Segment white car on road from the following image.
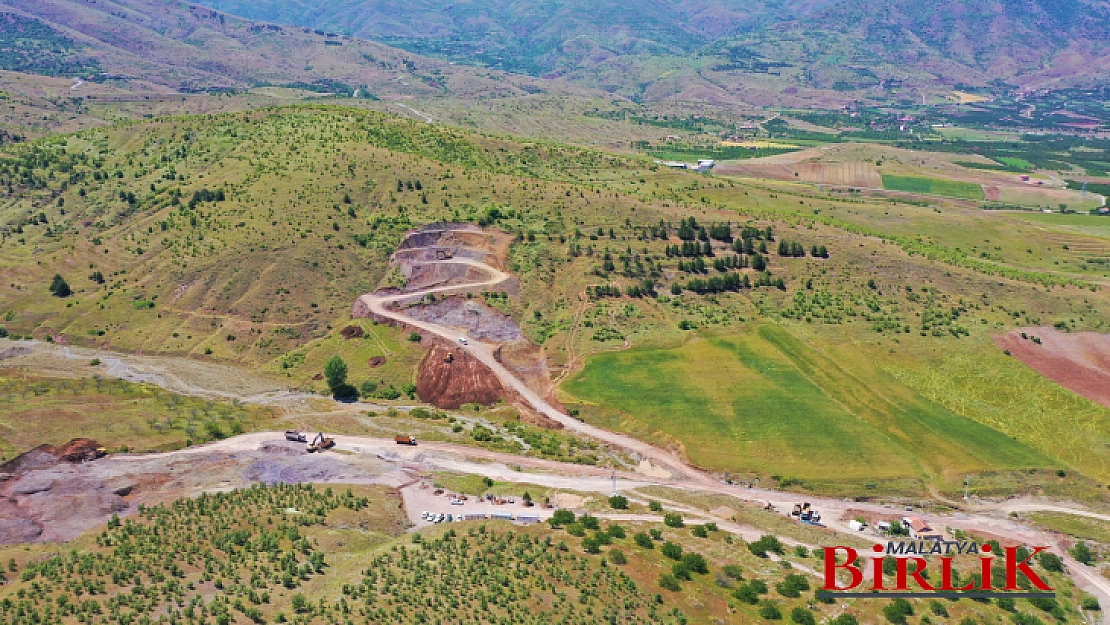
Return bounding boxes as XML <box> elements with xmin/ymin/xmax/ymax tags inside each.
<box><xmin>458</xmin><ymin>337</ymin><xmax>468</xmax><ymax>345</ymax></box>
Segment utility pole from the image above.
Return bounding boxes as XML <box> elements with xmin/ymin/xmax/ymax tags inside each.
<box><xmin>611</xmin><ymin>470</ymin><xmax>617</xmax><ymax>497</ymax></box>
<box><xmin>964</xmin><ymin>474</ymin><xmax>971</xmax><ymax>500</ymax></box>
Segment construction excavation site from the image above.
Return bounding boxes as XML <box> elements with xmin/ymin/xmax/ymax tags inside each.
<box><xmin>2</xmin><ymin>223</ymin><xmax>1109</xmax><ymax>618</ymax></box>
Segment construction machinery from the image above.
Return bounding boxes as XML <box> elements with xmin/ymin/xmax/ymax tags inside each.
<box><xmin>285</xmin><ymin>430</ymin><xmax>307</xmax><ymax>443</ymax></box>
<box><xmin>307</xmin><ymin>432</ymin><xmax>335</xmax><ymax>453</ymax></box>
<box><xmin>395</xmin><ymin>435</ymin><xmax>418</xmax><ymax>446</ymax></box>
<box><xmin>444</xmin><ymin>352</ymin><xmax>454</xmax><ymax>363</ymax></box>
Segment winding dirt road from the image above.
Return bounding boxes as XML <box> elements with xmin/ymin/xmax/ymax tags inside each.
<box><xmin>357</xmin><ymin>245</ymin><xmax>699</xmax><ymax>481</ymax></box>
<box><xmin>3</xmin><ymin>225</ymin><xmax>1107</xmax><ymax>617</ymax></box>
<box><xmin>351</xmin><ymin>227</ymin><xmax>1110</xmax><ymax>618</ymax></box>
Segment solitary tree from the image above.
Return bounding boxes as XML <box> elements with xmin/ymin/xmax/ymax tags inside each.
<box><xmin>324</xmin><ymin>355</ymin><xmax>348</xmax><ymax>394</ymax></box>
<box><xmin>49</xmin><ymin>274</ymin><xmax>71</xmax><ymax>297</ymax></box>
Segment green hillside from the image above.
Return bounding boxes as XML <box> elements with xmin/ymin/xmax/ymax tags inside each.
<box><xmin>2</xmin><ymin>105</ymin><xmax>1108</xmax><ymax>496</ymax></box>
<box><xmin>0</xmin><ymin>483</ymin><xmax>1093</xmax><ymax>625</ymax></box>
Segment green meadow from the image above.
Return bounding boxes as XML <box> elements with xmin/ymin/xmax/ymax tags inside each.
<box><xmin>882</xmin><ymin>174</ymin><xmax>985</xmax><ymax>200</ymax></box>
<box><xmin>565</xmin><ymin>324</ymin><xmax>1053</xmax><ymax>493</ymax></box>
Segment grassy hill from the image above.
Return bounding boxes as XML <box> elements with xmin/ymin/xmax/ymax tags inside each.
<box><xmin>1</xmin><ymin>105</ymin><xmax>1107</xmax><ymax>496</ymax></box>
<box><xmin>194</xmin><ymin>0</ymin><xmax>838</xmax><ymax>77</ymax></box>
<box><xmin>186</xmin><ymin>0</ymin><xmax>1110</xmax><ymax>102</ymax></box>
<box><xmin>712</xmin><ymin>0</ymin><xmax>1110</xmax><ymax>92</ymax></box>
<box><xmin>0</xmin><ymin>0</ymin><xmax>568</xmax><ymax>97</ymax></box>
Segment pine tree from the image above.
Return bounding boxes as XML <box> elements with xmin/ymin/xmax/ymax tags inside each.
<box><xmin>49</xmin><ymin>274</ymin><xmax>71</xmax><ymax>297</ymax></box>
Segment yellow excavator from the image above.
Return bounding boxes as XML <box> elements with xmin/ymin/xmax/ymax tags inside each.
<box><xmin>306</xmin><ymin>432</ymin><xmax>335</xmax><ymax>453</ymax></box>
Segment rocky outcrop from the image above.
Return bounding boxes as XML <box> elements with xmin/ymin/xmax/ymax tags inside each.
<box><xmin>405</xmin><ymin>297</ymin><xmax>523</xmax><ymax>342</ymax></box>
<box><xmin>416</xmin><ymin>342</ymin><xmax>506</xmax><ymax>409</ymax></box>
<box><xmin>0</xmin><ymin>441</ymin><xmax>130</xmax><ymax>545</ymax></box>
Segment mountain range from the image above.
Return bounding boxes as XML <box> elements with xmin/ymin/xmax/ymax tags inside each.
<box><xmin>0</xmin><ymin>0</ymin><xmax>1107</xmax><ymax>111</ymax></box>
<box><xmin>196</xmin><ymin>0</ymin><xmax>1110</xmax><ymax>92</ymax></box>
<box><xmin>0</xmin><ymin>0</ymin><xmax>563</xmax><ymax>97</ymax></box>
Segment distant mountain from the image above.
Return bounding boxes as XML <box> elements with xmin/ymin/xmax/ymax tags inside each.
<box><xmin>714</xmin><ymin>0</ymin><xmax>1110</xmax><ymax>90</ymax></box>
<box><xmin>189</xmin><ymin>0</ymin><xmax>1110</xmax><ymax>102</ymax></box>
<box><xmin>0</xmin><ymin>0</ymin><xmax>562</xmax><ymax>98</ymax></box>
<box><xmin>195</xmin><ymin>0</ymin><xmax>839</xmax><ymax>76</ymax></box>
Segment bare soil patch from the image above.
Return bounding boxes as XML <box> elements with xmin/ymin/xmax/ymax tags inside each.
<box><xmin>994</xmin><ymin>327</ymin><xmax>1110</xmax><ymax>408</ymax></box>
<box><xmin>341</xmin><ymin>325</ymin><xmax>365</xmax><ymax>339</ymax></box>
<box><xmin>416</xmin><ymin>342</ymin><xmax>506</xmax><ymax>409</ymax></box>
<box><xmin>0</xmin><ymin>436</ymin><xmax>400</xmax><ymax>544</ymax></box>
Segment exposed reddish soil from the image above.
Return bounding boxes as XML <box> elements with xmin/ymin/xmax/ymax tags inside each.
<box><xmin>994</xmin><ymin>327</ymin><xmax>1110</xmax><ymax>408</ymax></box>
<box><xmin>341</xmin><ymin>325</ymin><xmax>364</xmax><ymax>339</ymax></box>
<box><xmin>415</xmin><ymin>340</ymin><xmax>563</xmax><ymax>428</ymax></box>
<box><xmin>367</xmin><ymin>356</ymin><xmax>387</xmax><ymax>368</ymax></box>
<box><xmin>57</xmin><ymin>438</ymin><xmax>104</xmax><ymax>462</ymax></box>
<box><xmin>417</xmin><ymin>341</ymin><xmax>506</xmax><ymax>409</ymax></box>
<box><xmin>359</xmin><ymin>225</ymin><xmax>562</xmax><ymax>427</ymax></box>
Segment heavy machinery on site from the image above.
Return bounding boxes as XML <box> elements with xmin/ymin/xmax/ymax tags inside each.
<box><xmin>307</xmin><ymin>432</ymin><xmax>335</xmax><ymax>453</ymax></box>
<box><xmin>395</xmin><ymin>435</ymin><xmax>417</xmax><ymax>446</ymax></box>
<box><xmin>790</xmin><ymin>502</ymin><xmax>821</xmax><ymax>524</ymax></box>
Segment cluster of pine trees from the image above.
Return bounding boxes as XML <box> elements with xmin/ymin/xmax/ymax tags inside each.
<box><xmin>777</xmin><ymin>240</ymin><xmax>829</xmax><ymax>258</ymax></box>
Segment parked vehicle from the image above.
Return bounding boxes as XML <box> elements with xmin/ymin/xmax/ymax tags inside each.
<box><xmin>284</xmin><ymin>430</ymin><xmax>307</xmax><ymax>442</ymax></box>
<box><xmin>394</xmin><ymin>435</ymin><xmax>417</xmax><ymax>445</ymax></box>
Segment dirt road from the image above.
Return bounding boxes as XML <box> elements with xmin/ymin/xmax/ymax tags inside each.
<box><xmin>356</xmin><ymin>236</ymin><xmax>700</xmax><ymax>481</ymax></box>
<box><xmin>4</xmin><ymin>223</ymin><xmax>1106</xmax><ymax>618</ymax></box>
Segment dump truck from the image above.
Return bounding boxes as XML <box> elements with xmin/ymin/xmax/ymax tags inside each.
<box><xmin>307</xmin><ymin>432</ymin><xmax>335</xmax><ymax>453</ymax></box>
<box><xmin>285</xmin><ymin>430</ymin><xmax>307</xmax><ymax>443</ymax></box>
<box><xmin>394</xmin><ymin>435</ymin><xmax>417</xmax><ymax>446</ymax></box>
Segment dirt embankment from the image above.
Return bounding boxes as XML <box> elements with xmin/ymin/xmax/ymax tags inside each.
<box><xmin>495</xmin><ymin>339</ymin><xmax>566</xmax><ymax>418</ymax></box>
<box><xmin>416</xmin><ymin>341</ymin><xmax>507</xmax><ymax>409</ymax></box>
<box><xmin>994</xmin><ymin>327</ymin><xmax>1110</xmax><ymax>408</ymax></box>
<box><xmin>406</xmin><ymin>297</ymin><xmax>565</xmax><ymax>424</ymax></box>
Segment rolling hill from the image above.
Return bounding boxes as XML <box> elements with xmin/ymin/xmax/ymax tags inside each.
<box><xmin>0</xmin><ymin>0</ymin><xmax>568</xmax><ymax>98</ymax></box>
<box><xmin>187</xmin><ymin>0</ymin><xmax>1110</xmax><ymax>101</ymax></box>
<box><xmin>716</xmin><ymin>0</ymin><xmax>1110</xmax><ymax>91</ymax></box>
<box><xmin>193</xmin><ymin>0</ymin><xmax>840</xmax><ymax>76</ymax></box>
<box><xmin>1</xmin><ymin>104</ymin><xmax>1107</xmax><ymax>494</ymax></box>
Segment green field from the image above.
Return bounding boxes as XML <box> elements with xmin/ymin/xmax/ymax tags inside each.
<box><xmin>0</xmin><ymin>370</ymin><xmax>275</xmax><ymax>461</ymax></box>
<box><xmin>1028</xmin><ymin>512</ymin><xmax>1110</xmax><ymax>543</ymax></box>
<box><xmin>997</xmin><ymin>156</ymin><xmax>1035</xmax><ymax>170</ymax></box>
<box><xmin>564</xmin><ymin>324</ymin><xmax>1052</xmax><ymax>493</ymax></box>
<box><xmin>888</xmin><ymin>340</ymin><xmax>1110</xmax><ymax>484</ymax></box>
<box><xmin>882</xmin><ymin>174</ymin><xmax>985</xmax><ymax>200</ymax></box>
